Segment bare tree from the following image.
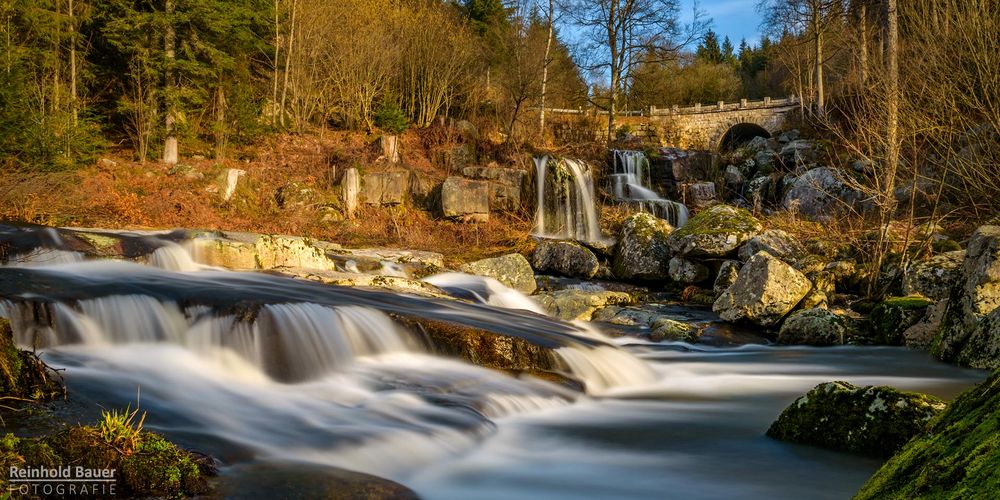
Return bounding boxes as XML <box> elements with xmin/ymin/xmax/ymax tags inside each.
<box><xmin>162</xmin><ymin>0</ymin><xmax>178</xmax><ymax>164</ymax></box>
<box><xmin>758</xmin><ymin>0</ymin><xmax>842</xmax><ymax>117</ymax></box>
<box><xmin>567</xmin><ymin>0</ymin><xmax>706</xmax><ymax>141</ymax></box>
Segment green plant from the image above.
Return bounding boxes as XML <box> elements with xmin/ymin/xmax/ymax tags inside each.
<box><xmin>374</xmin><ymin>101</ymin><xmax>409</xmax><ymax>135</ymax></box>
<box><xmin>98</xmin><ymin>403</ymin><xmax>147</xmax><ymax>455</ymax></box>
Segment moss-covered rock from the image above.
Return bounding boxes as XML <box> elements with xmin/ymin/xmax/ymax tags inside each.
<box><xmin>870</xmin><ymin>296</ymin><xmax>933</xmax><ymax>345</ymax></box>
<box><xmin>667</xmin><ymin>205</ymin><xmax>763</xmax><ymax>258</ymax></box>
<box><xmin>902</xmin><ymin>250</ymin><xmax>964</xmax><ymax>301</ymax></box>
<box><xmin>459</xmin><ymin>253</ymin><xmax>537</xmax><ymax>294</ymax></box>
<box><xmin>612</xmin><ymin>213</ymin><xmax>673</xmax><ymax>280</ymax></box>
<box><xmin>767</xmin><ymin>381</ymin><xmax>946</xmax><ymax>458</ymax></box>
<box><xmin>649</xmin><ymin>318</ymin><xmax>697</xmax><ymax>342</ymax></box>
<box><xmin>667</xmin><ymin>256</ymin><xmax>709</xmax><ymax>284</ymax></box>
<box><xmin>0</xmin><ymin>426</ymin><xmax>212</xmax><ymax>498</ymax></box>
<box><xmin>777</xmin><ymin>308</ymin><xmax>851</xmax><ymax>346</ymax></box>
<box><xmin>932</xmin><ymin>226</ymin><xmax>1000</xmax><ymax>369</ymax></box>
<box><xmin>855</xmin><ymin>370</ymin><xmax>1000</xmax><ymax>499</ymax></box>
<box><xmin>534</xmin><ymin>290</ymin><xmax>633</xmax><ymax>321</ymax></box>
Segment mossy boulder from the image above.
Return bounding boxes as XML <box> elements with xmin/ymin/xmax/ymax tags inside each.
<box><xmin>533</xmin><ymin>240</ymin><xmax>600</xmax><ymax>279</ymax></box>
<box><xmin>713</xmin><ymin>251</ymin><xmax>812</xmax><ymax>326</ymax></box>
<box><xmin>902</xmin><ymin>250</ymin><xmax>964</xmax><ymax>301</ymax></box>
<box><xmin>932</xmin><ymin>226</ymin><xmax>1000</xmax><ymax>369</ymax></box>
<box><xmin>534</xmin><ymin>290</ymin><xmax>633</xmax><ymax>321</ymax></box>
<box><xmin>777</xmin><ymin>308</ymin><xmax>851</xmax><ymax>346</ymax></box>
<box><xmin>613</xmin><ymin>213</ymin><xmax>673</xmax><ymax>280</ymax></box>
<box><xmin>854</xmin><ymin>370</ymin><xmax>1000</xmax><ymax>499</ymax></box>
<box><xmin>649</xmin><ymin>318</ymin><xmax>697</xmax><ymax>342</ymax></box>
<box><xmin>667</xmin><ymin>205</ymin><xmax>763</xmax><ymax>258</ymax></box>
<box><xmin>460</xmin><ymin>253</ymin><xmax>537</xmax><ymax>294</ymax></box>
<box><xmin>870</xmin><ymin>296</ymin><xmax>933</xmax><ymax>345</ymax></box>
<box><xmin>768</xmin><ymin>381</ymin><xmax>946</xmax><ymax>458</ymax></box>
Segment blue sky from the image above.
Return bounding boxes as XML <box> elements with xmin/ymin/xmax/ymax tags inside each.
<box><xmin>684</xmin><ymin>0</ymin><xmax>765</xmax><ymax>47</ymax></box>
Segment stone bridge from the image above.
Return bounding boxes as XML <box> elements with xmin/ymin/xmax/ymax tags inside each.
<box><xmin>548</xmin><ymin>97</ymin><xmax>800</xmax><ymax>151</ymax></box>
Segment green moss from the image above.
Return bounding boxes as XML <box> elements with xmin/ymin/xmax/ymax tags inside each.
<box><xmin>883</xmin><ymin>296</ymin><xmax>934</xmax><ymax>309</ymax></box>
<box><xmin>669</xmin><ymin>204</ymin><xmax>762</xmax><ymax>239</ymax></box>
<box><xmin>855</xmin><ymin>370</ymin><xmax>1000</xmax><ymax>499</ymax></box>
<box><xmin>121</xmin><ymin>433</ymin><xmax>207</xmax><ymax>497</ymax></box>
<box><xmin>768</xmin><ymin>382</ymin><xmax>946</xmax><ymax>458</ymax></box>
<box><xmin>932</xmin><ymin>238</ymin><xmax>962</xmax><ymax>254</ymax></box>
<box><xmin>870</xmin><ymin>296</ymin><xmax>933</xmax><ymax>345</ymax></box>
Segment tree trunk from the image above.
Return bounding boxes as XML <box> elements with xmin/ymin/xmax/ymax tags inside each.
<box><xmin>271</xmin><ymin>0</ymin><xmax>281</xmax><ymax>126</ymax></box>
<box><xmin>814</xmin><ymin>14</ymin><xmax>825</xmax><ymax>118</ymax></box>
<box><xmin>279</xmin><ymin>0</ymin><xmax>297</xmax><ymax>128</ymax></box>
<box><xmin>163</xmin><ymin>0</ymin><xmax>178</xmax><ymax>165</ymax></box>
<box><xmin>859</xmin><ymin>3</ymin><xmax>868</xmax><ymax>85</ymax></box>
<box><xmin>885</xmin><ymin>0</ymin><xmax>899</xmax><ymax>189</ymax></box>
<box><xmin>539</xmin><ymin>0</ymin><xmax>554</xmax><ymax>136</ymax></box>
<box><xmin>69</xmin><ymin>0</ymin><xmax>77</xmax><ymax>126</ymax></box>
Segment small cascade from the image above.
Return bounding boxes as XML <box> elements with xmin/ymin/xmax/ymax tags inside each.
<box><xmin>555</xmin><ymin>345</ymin><xmax>657</xmax><ymax>394</ymax></box>
<box><xmin>611</xmin><ymin>150</ymin><xmax>690</xmax><ymax>227</ymax></box>
<box><xmin>147</xmin><ymin>241</ymin><xmax>203</xmax><ymax>272</ymax></box>
<box><xmin>424</xmin><ymin>272</ymin><xmax>546</xmax><ymax>315</ymax></box>
<box><xmin>533</xmin><ymin>156</ymin><xmax>603</xmax><ymax>242</ymax></box>
<box><xmin>5</xmin><ymin>248</ymin><xmax>84</xmax><ymax>267</ymax></box>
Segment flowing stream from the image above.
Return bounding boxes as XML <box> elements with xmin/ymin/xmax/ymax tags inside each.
<box><xmin>611</xmin><ymin>150</ymin><xmax>690</xmax><ymax>227</ymax></box>
<box><xmin>0</xmin><ymin>229</ymin><xmax>985</xmax><ymax>498</ymax></box>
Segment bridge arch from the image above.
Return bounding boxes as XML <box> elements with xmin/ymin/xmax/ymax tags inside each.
<box><xmin>718</xmin><ymin>123</ymin><xmax>771</xmax><ymax>152</ymax></box>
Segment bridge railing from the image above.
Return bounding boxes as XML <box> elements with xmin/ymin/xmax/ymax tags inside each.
<box><xmin>539</xmin><ymin>96</ymin><xmax>799</xmax><ymax>117</ymax></box>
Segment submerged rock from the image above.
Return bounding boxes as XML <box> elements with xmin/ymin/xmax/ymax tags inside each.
<box><xmin>533</xmin><ymin>240</ymin><xmax>600</xmax><ymax>279</ymax></box>
<box><xmin>534</xmin><ymin>290</ymin><xmax>633</xmax><ymax>321</ymax></box>
<box><xmin>777</xmin><ymin>308</ymin><xmax>850</xmax><ymax>346</ymax></box>
<box><xmin>767</xmin><ymin>381</ymin><xmax>946</xmax><ymax>458</ymax></box>
<box><xmin>932</xmin><ymin>226</ymin><xmax>1000</xmax><ymax>368</ymax></box>
<box><xmin>612</xmin><ymin>213</ymin><xmax>673</xmax><ymax>280</ymax></box>
<box><xmin>460</xmin><ymin>253</ymin><xmax>537</xmax><ymax>294</ymax></box>
<box><xmin>649</xmin><ymin>318</ymin><xmax>698</xmax><ymax>342</ymax></box>
<box><xmin>713</xmin><ymin>251</ymin><xmax>812</xmax><ymax>326</ymax></box>
<box><xmin>667</xmin><ymin>205</ymin><xmax>762</xmax><ymax>258</ymax></box>
<box><xmin>855</xmin><ymin>369</ymin><xmax>1000</xmax><ymax>499</ymax></box>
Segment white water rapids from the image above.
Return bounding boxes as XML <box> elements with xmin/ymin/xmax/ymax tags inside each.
<box><xmin>0</xmin><ymin>230</ymin><xmax>986</xmax><ymax>498</ymax></box>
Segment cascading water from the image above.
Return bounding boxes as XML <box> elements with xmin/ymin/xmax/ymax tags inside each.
<box><xmin>0</xmin><ymin>226</ymin><xmax>985</xmax><ymax>499</ymax></box>
<box><xmin>611</xmin><ymin>150</ymin><xmax>690</xmax><ymax>227</ymax></box>
<box><xmin>533</xmin><ymin>156</ymin><xmax>603</xmax><ymax>242</ymax></box>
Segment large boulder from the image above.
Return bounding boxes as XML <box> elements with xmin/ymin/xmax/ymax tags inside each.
<box><xmin>667</xmin><ymin>205</ymin><xmax>763</xmax><ymax>258</ymax></box>
<box><xmin>932</xmin><ymin>226</ymin><xmax>1000</xmax><ymax>368</ymax></box>
<box><xmin>679</xmin><ymin>181</ymin><xmax>717</xmax><ymax>209</ymax></box>
<box><xmin>459</xmin><ymin>253</ymin><xmax>537</xmax><ymax>294</ymax></box>
<box><xmin>613</xmin><ymin>213</ymin><xmax>673</xmax><ymax>280</ymax></box>
<box><xmin>778</xmin><ymin>139</ymin><xmax>820</xmax><ymax>168</ymax></box>
<box><xmin>782</xmin><ymin>167</ymin><xmax>862</xmax><ymax>220</ymax></box>
<box><xmin>534</xmin><ymin>290</ymin><xmax>633</xmax><ymax>321</ymax></box>
<box><xmin>902</xmin><ymin>250</ymin><xmax>964</xmax><ymax>301</ymax></box>
<box><xmin>533</xmin><ymin>240</ymin><xmax>600</xmax><ymax>279</ymax></box>
<box><xmin>777</xmin><ymin>308</ymin><xmax>852</xmax><ymax>346</ymax></box>
<box><xmin>737</xmin><ymin>229</ymin><xmax>806</xmax><ymax>263</ymax></box>
<box><xmin>713</xmin><ymin>251</ymin><xmax>812</xmax><ymax>326</ymax></box>
<box><xmin>441</xmin><ymin>176</ymin><xmax>490</xmax><ymax>222</ymax></box>
<box><xmin>869</xmin><ymin>296</ymin><xmax>934</xmax><ymax>345</ymax></box>
<box><xmin>855</xmin><ymin>369</ymin><xmax>1000</xmax><ymax>499</ymax></box>
<box><xmin>767</xmin><ymin>381</ymin><xmax>946</xmax><ymax>458</ymax></box>
<box><xmin>462</xmin><ymin>166</ymin><xmax>526</xmax><ymax>212</ymax></box>
<box><xmin>362</xmin><ymin>171</ymin><xmax>411</xmax><ymax>206</ymax></box>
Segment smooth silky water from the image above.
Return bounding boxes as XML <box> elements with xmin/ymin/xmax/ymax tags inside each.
<box><xmin>0</xmin><ymin>235</ymin><xmax>985</xmax><ymax>499</ymax></box>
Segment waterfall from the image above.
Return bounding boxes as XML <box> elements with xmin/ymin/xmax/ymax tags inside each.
<box><xmin>147</xmin><ymin>241</ymin><xmax>203</xmax><ymax>272</ymax></box>
<box><xmin>533</xmin><ymin>156</ymin><xmax>603</xmax><ymax>242</ymax></box>
<box><xmin>611</xmin><ymin>150</ymin><xmax>690</xmax><ymax>227</ymax></box>
<box><xmin>424</xmin><ymin>272</ymin><xmax>546</xmax><ymax>315</ymax></box>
